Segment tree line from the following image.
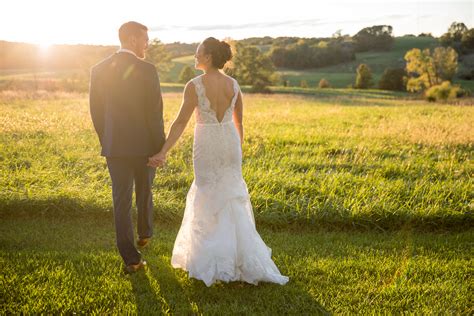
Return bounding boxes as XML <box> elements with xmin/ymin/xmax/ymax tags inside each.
<box><xmin>0</xmin><ymin>24</ymin><xmax>395</xmax><ymax>72</ymax></box>
<box><xmin>270</xmin><ymin>39</ymin><xmax>355</xmax><ymax>69</ymax></box>
<box><xmin>0</xmin><ymin>40</ymin><xmax>193</xmax><ymax>70</ymax></box>
<box><xmin>233</xmin><ymin>22</ymin><xmax>472</xmax><ymax>100</ymax></box>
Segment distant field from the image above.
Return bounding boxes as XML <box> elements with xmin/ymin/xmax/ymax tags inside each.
<box><xmin>279</xmin><ymin>36</ymin><xmax>438</xmax><ymax>88</ymax></box>
<box><xmin>167</xmin><ymin>55</ymin><xmax>201</xmax><ymax>83</ymax></box>
<box><xmin>167</xmin><ymin>36</ymin><xmax>474</xmax><ymax>91</ymax></box>
<box><xmin>279</xmin><ymin>36</ymin><xmax>474</xmax><ymax>90</ymax></box>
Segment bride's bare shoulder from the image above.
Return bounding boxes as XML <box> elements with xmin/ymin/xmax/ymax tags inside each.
<box><xmin>221</xmin><ymin>74</ymin><xmax>239</xmax><ymax>89</ymax></box>
<box><xmin>188</xmin><ymin>74</ymin><xmax>204</xmax><ymax>83</ymax></box>
<box><xmin>185</xmin><ymin>74</ymin><xmax>204</xmax><ymax>89</ymax></box>
<box><xmin>183</xmin><ymin>78</ymin><xmax>200</xmax><ymax>100</ymax></box>
<box><xmin>223</xmin><ymin>74</ymin><xmax>237</xmax><ymax>82</ymax></box>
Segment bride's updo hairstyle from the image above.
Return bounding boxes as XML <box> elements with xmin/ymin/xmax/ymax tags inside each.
<box><xmin>202</xmin><ymin>37</ymin><xmax>232</xmax><ymax>69</ymax></box>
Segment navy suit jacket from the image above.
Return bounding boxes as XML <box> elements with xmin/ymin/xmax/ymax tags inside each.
<box><xmin>89</xmin><ymin>52</ymin><xmax>166</xmax><ymax>157</ymax></box>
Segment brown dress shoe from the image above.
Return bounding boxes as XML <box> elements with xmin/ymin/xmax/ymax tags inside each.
<box><xmin>137</xmin><ymin>237</ymin><xmax>151</xmax><ymax>248</ymax></box>
<box><xmin>124</xmin><ymin>260</ymin><xmax>147</xmax><ymax>274</ymax></box>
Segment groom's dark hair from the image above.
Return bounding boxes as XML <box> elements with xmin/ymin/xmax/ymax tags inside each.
<box><xmin>119</xmin><ymin>21</ymin><xmax>148</xmax><ymax>44</ymax></box>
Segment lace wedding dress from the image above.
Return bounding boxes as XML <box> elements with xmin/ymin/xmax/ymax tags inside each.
<box><xmin>171</xmin><ymin>75</ymin><xmax>289</xmax><ymax>286</ymax></box>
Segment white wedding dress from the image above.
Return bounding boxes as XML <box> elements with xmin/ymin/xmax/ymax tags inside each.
<box><xmin>171</xmin><ymin>75</ymin><xmax>289</xmax><ymax>286</ymax></box>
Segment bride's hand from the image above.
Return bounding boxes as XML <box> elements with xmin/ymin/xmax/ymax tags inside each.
<box><xmin>147</xmin><ymin>151</ymin><xmax>167</xmax><ymax>168</ymax></box>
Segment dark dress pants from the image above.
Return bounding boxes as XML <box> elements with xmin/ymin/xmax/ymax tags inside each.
<box><xmin>106</xmin><ymin>157</ymin><xmax>155</xmax><ymax>265</ymax></box>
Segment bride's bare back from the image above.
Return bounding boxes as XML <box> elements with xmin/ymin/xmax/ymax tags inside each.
<box><xmin>200</xmin><ymin>73</ymin><xmax>236</xmax><ymax>123</ymax></box>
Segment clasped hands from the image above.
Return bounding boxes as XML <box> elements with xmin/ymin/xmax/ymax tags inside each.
<box><xmin>147</xmin><ymin>151</ymin><xmax>166</xmax><ymax>168</ymax></box>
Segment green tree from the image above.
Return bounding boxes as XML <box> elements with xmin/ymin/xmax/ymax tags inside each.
<box><xmin>270</xmin><ymin>39</ymin><xmax>355</xmax><ymax>69</ymax></box>
<box><xmin>433</xmin><ymin>47</ymin><xmax>458</xmax><ymax>81</ymax></box>
<box><xmin>378</xmin><ymin>68</ymin><xmax>406</xmax><ymax>91</ymax></box>
<box><xmin>227</xmin><ymin>42</ymin><xmax>278</xmax><ymax>93</ymax></box>
<box><xmin>440</xmin><ymin>22</ymin><xmax>470</xmax><ymax>53</ymax></box>
<box><xmin>353</xmin><ymin>25</ymin><xmax>394</xmax><ymax>52</ymax></box>
<box><xmin>404</xmin><ymin>47</ymin><xmax>458</xmax><ymax>92</ymax></box>
<box><xmin>447</xmin><ymin>22</ymin><xmax>468</xmax><ymax>40</ymax></box>
<box><xmin>354</xmin><ymin>64</ymin><xmax>373</xmax><ymax>89</ymax></box>
<box><xmin>425</xmin><ymin>81</ymin><xmax>463</xmax><ymax>102</ymax></box>
<box><xmin>145</xmin><ymin>39</ymin><xmax>173</xmax><ymax>75</ymax></box>
<box><xmin>418</xmin><ymin>33</ymin><xmax>433</xmax><ymax>37</ymax></box>
<box><xmin>461</xmin><ymin>29</ymin><xmax>474</xmax><ymax>51</ymax></box>
<box><xmin>318</xmin><ymin>78</ymin><xmax>331</xmax><ymax>88</ymax></box>
<box><xmin>178</xmin><ymin>65</ymin><xmax>196</xmax><ymax>83</ymax></box>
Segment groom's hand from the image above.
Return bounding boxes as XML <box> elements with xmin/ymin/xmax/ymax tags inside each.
<box><xmin>147</xmin><ymin>152</ymin><xmax>166</xmax><ymax>168</ymax></box>
<box><xmin>147</xmin><ymin>159</ymin><xmax>163</xmax><ymax>168</ymax></box>
<box><xmin>147</xmin><ymin>157</ymin><xmax>165</xmax><ymax>168</ymax></box>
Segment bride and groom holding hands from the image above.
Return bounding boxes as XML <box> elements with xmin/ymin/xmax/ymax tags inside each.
<box><xmin>89</xmin><ymin>21</ymin><xmax>288</xmax><ymax>286</ymax></box>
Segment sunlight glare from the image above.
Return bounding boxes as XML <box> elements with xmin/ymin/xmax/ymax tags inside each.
<box><xmin>37</xmin><ymin>40</ymin><xmax>52</xmax><ymax>54</ymax></box>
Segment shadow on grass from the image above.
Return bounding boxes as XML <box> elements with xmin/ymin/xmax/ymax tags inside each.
<box><xmin>0</xmin><ymin>196</ymin><xmax>109</xmax><ymax>219</ymax></box>
<box><xmin>0</xmin><ymin>195</ymin><xmax>183</xmax><ymax>224</ymax></box>
<box><xmin>0</xmin><ymin>195</ymin><xmax>472</xmax><ymax>233</ymax></box>
<box><xmin>130</xmin><ymin>256</ymin><xmax>330</xmax><ymax>315</ymax></box>
<box><xmin>129</xmin><ymin>270</ymin><xmax>174</xmax><ymax>314</ymax></box>
<box><xmin>2</xmin><ymin>215</ymin><xmax>471</xmax><ymax>313</ymax></box>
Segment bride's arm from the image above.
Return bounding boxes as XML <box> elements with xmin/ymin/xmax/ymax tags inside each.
<box><xmin>233</xmin><ymin>91</ymin><xmax>244</xmax><ymax>145</ymax></box>
<box><xmin>148</xmin><ymin>82</ymin><xmax>196</xmax><ymax>166</ymax></box>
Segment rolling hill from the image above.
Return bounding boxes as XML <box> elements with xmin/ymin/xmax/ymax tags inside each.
<box><xmin>168</xmin><ymin>36</ymin><xmax>474</xmax><ymax>91</ymax></box>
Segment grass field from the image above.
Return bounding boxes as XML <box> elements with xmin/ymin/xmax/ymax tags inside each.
<box><xmin>0</xmin><ymin>90</ymin><xmax>473</xmax><ymax>313</ymax></box>
<box><xmin>2</xmin><ymin>217</ymin><xmax>472</xmax><ymax>314</ymax></box>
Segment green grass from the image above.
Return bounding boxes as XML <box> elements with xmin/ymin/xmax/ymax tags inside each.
<box><xmin>0</xmin><ymin>90</ymin><xmax>473</xmax><ymax>313</ymax></box>
<box><xmin>0</xmin><ymin>90</ymin><xmax>472</xmax><ymax>229</ymax></box>
<box><xmin>1</xmin><ymin>217</ymin><xmax>472</xmax><ymax>314</ymax></box>
<box><xmin>456</xmin><ymin>79</ymin><xmax>474</xmax><ymax>92</ymax></box>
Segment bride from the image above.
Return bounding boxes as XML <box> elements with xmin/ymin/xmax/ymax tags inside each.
<box><xmin>149</xmin><ymin>37</ymin><xmax>288</xmax><ymax>286</ymax></box>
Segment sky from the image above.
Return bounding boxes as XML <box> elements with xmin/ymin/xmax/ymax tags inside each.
<box><xmin>1</xmin><ymin>0</ymin><xmax>472</xmax><ymax>46</ymax></box>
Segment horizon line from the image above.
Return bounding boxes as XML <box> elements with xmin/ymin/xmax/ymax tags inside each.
<box><xmin>0</xmin><ymin>33</ymin><xmax>441</xmax><ymax>47</ymax></box>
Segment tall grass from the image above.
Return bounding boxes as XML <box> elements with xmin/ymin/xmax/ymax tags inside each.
<box><xmin>0</xmin><ymin>90</ymin><xmax>472</xmax><ymax>230</ymax></box>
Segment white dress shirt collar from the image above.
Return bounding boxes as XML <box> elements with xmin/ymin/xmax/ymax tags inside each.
<box><xmin>117</xmin><ymin>48</ymin><xmax>137</xmax><ymax>57</ymax></box>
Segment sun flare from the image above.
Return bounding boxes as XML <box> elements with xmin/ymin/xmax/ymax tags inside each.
<box><xmin>37</xmin><ymin>41</ymin><xmax>52</xmax><ymax>53</ymax></box>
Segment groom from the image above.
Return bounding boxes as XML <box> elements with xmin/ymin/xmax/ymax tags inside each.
<box><xmin>89</xmin><ymin>21</ymin><xmax>166</xmax><ymax>273</ymax></box>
